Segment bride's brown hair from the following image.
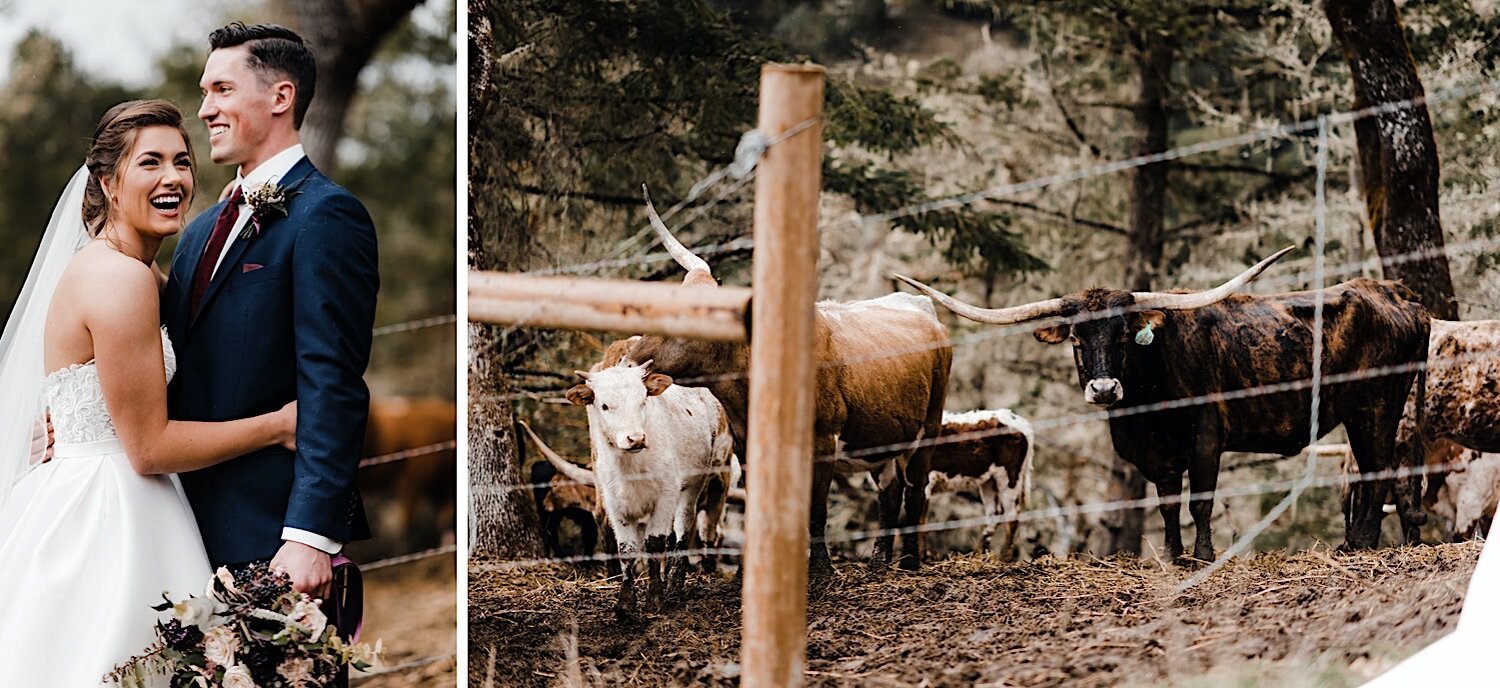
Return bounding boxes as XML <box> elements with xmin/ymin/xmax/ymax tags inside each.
<box><xmin>82</xmin><ymin>100</ymin><xmax>196</xmax><ymax>236</ymax></box>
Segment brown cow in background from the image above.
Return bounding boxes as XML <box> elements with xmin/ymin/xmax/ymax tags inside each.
<box><xmin>359</xmin><ymin>396</ymin><xmax>457</xmax><ymax>555</ymax></box>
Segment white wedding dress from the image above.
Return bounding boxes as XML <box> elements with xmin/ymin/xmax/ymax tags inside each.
<box><xmin>0</xmin><ymin>329</ymin><xmax>212</xmax><ymax>686</ymax></box>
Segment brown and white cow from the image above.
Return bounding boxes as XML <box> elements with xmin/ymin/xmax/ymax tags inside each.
<box><xmin>628</xmin><ymin>192</ymin><xmax>952</xmax><ymax>576</ymax></box>
<box><xmin>898</xmin><ymin>249</ymin><xmax>1432</xmax><ymax>562</ymax></box>
<box><xmin>925</xmin><ymin>409</ymin><xmax>1034</xmax><ymax>560</ymax></box>
<box><xmin>1403</xmin><ymin>319</ymin><xmax>1500</xmax><ymax>453</ymax></box>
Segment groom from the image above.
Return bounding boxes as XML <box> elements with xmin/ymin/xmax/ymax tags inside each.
<box><xmin>162</xmin><ymin>22</ymin><xmax>378</xmax><ymax>614</ymax></box>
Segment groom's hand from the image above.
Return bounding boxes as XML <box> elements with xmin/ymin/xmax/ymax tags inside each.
<box><xmin>271</xmin><ymin>540</ymin><xmax>333</xmax><ymax>599</ymax></box>
<box><xmin>28</xmin><ymin>412</ymin><xmax>53</xmax><ymax>465</ymax></box>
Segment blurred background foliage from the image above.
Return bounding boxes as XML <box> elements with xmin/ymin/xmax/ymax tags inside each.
<box><xmin>475</xmin><ymin>0</ymin><xmax>1500</xmax><ymax>559</ymax></box>
<box><xmin>0</xmin><ymin>0</ymin><xmax>455</xmax><ymax>401</ymax></box>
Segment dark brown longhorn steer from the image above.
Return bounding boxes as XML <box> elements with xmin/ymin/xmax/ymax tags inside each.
<box><xmin>628</xmin><ymin>191</ymin><xmax>952</xmax><ymax>575</ymax></box>
<box><xmin>897</xmin><ymin>249</ymin><xmax>1431</xmax><ymax>561</ymax></box>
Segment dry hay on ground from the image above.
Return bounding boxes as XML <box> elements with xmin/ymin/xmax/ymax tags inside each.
<box><xmin>469</xmin><ymin>542</ymin><xmax>1480</xmax><ymax>687</ymax></box>
<box><xmin>354</xmin><ymin>553</ymin><xmax>457</xmax><ymax>687</ymax></box>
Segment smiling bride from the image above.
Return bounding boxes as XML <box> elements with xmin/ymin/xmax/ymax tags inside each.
<box><xmin>0</xmin><ymin>100</ymin><xmax>297</xmax><ymax>686</ymax></box>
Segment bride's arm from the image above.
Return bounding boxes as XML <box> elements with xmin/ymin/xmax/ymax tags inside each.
<box><xmin>90</xmin><ymin>259</ymin><xmax>295</xmax><ymax>475</ymax></box>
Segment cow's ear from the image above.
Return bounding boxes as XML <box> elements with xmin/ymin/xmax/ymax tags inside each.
<box><xmin>565</xmin><ymin>384</ymin><xmax>595</xmax><ymax>406</ymax></box>
<box><xmin>1033</xmin><ymin>323</ymin><xmax>1069</xmax><ymax>344</ymax></box>
<box><xmin>644</xmin><ymin>373</ymin><xmax>674</xmax><ymax>396</ymax></box>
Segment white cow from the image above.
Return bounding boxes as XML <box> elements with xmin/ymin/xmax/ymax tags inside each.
<box><xmin>563</xmin><ymin>360</ymin><xmax>735</xmax><ymax>616</ymax></box>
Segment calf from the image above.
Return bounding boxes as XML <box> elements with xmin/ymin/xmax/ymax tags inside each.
<box><xmin>899</xmin><ymin>248</ymin><xmax>1431</xmax><ymax>561</ymax></box>
<box><xmin>925</xmin><ymin>409</ymin><xmax>1034</xmax><ymax>561</ymax></box>
<box><xmin>552</xmin><ymin>361</ymin><xmax>736</xmax><ymax>615</ymax></box>
<box><xmin>522</xmin><ymin>419</ymin><xmax>742</xmax><ymax>575</ymax></box>
<box><xmin>1433</xmin><ymin>448</ymin><xmax>1500</xmax><ymax>540</ymax></box>
<box><xmin>528</xmin><ymin>458</ymin><xmax>600</xmax><ymax>561</ymax></box>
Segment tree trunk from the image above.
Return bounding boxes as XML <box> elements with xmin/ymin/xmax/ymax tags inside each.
<box><xmin>467</xmin><ymin>323</ymin><xmax>545</xmax><ymax>558</ymax></box>
<box><xmin>1325</xmin><ymin>0</ymin><xmax>1457</xmax><ymax>319</ymax></box>
<box><xmin>466</xmin><ymin>0</ymin><xmax>546</xmax><ymax>559</ymax></box>
<box><xmin>1096</xmin><ymin>42</ymin><xmax>1173</xmax><ymax>557</ymax></box>
<box><xmin>272</xmin><ymin>0</ymin><xmax>424</xmax><ymax>173</ymax></box>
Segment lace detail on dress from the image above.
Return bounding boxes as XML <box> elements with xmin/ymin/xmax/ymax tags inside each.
<box><xmin>44</xmin><ymin>328</ymin><xmax>175</xmax><ymax>444</ymax></box>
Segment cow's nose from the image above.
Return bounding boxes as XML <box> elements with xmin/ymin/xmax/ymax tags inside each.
<box><xmin>624</xmin><ymin>433</ymin><xmax>647</xmax><ymax>450</ymax></box>
<box><xmin>1084</xmin><ymin>378</ymin><xmax>1123</xmax><ymax>405</ymax></box>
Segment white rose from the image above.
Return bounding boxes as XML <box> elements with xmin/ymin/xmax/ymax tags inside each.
<box><xmin>171</xmin><ymin>596</ymin><xmax>215</xmax><ymax>631</ymax></box>
<box><xmin>222</xmin><ymin>663</ymin><xmax>256</xmax><ymax>688</ymax></box>
<box><xmin>202</xmin><ymin>626</ymin><xmax>240</xmax><ymax>667</ymax></box>
<box><xmin>277</xmin><ymin>657</ymin><xmax>315</xmax><ymax>686</ymax></box>
<box><xmin>288</xmin><ymin>599</ymin><xmax>328</xmax><ymax>642</ymax></box>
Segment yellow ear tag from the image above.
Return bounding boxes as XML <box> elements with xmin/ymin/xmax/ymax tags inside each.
<box><xmin>1134</xmin><ymin>323</ymin><xmax>1155</xmax><ymax>346</ymax></box>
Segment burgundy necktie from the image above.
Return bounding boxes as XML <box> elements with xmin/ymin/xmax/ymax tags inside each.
<box><xmin>189</xmin><ymin>185</ymin><xmax>243</xmax><ymax>318</ymax></box>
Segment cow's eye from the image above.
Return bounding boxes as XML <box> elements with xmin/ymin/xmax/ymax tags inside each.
<box><xmin>601</xmin><ymin>404</ymin><xmax>610</xmax><ymax>411</ymax></box>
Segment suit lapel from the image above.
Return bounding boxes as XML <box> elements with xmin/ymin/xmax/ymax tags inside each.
<box><xmin>173</xmin><ymin>201</ymin><xmax>224</xmax><ymax>335</ymax></box>
<box><xmin>191</xmin><ymin>159</ymin><xmax>318</xmax><ymax>330</ymax></box>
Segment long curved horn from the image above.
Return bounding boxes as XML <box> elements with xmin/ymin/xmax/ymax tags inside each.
<box><xmin>518</xmin><ymin>420</ymin><xmax>595</xmax><ymax>486</ymax></box>
<box><xmin>1132</xmin><ymin>245</ymin><xmax>1295</xmax><ymax>310</ymax></box>
<box><xmin>642</xmin><ymin>185</ymin><xmax>712</xmax><ymax>276</ymax></box>
<box><xmin>893</xmin><ymin>274</ymin><xmax>1067</xmax><ymax>325</ymax></box>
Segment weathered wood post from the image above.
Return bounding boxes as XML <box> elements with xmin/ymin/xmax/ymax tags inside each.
<box><xmin>741</xmin><ymin>63</ymin><xmax>825</xmax><ymax>688</ymax></box>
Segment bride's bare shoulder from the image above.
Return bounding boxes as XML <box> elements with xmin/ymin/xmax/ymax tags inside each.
<box><xmin>64</xmin><ymin>243</ymin><xmax>159</xmax><ymax>313</ymax></box>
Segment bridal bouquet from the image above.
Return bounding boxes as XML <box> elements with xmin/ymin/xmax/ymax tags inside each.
<box><xmin>106</xmin><ymin>563</ymin><xmax>382</xmax><ymax>687</ymax></box>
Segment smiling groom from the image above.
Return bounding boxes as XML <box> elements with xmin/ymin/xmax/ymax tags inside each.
<box><xmin>161</xmin><ymin>21</ymin><xmax>378</xmax><ymax>621</ymax></box>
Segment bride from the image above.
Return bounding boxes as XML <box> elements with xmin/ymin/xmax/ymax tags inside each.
<box><xmin>0</xmin><ymin>100</ymin><xmax>297</xmax><ymax>685</ymax></box>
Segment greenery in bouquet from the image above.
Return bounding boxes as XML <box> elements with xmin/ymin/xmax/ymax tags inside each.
<box><xmin>105</xmin><ymin>563</ymin><xmax>382</xmax><ymax>687</ymax></box>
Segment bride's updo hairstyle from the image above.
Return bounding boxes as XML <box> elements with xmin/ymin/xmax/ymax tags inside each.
<box><xmin>82</xmin><ymin>100</ymin><xmax>196</xmax><ymax>236</ymax></box>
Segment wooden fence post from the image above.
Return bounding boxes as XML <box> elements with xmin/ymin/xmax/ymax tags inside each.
<box><xmin>741</xmin><ymin>62</ymin><xmax>825</xmax><ymax>688</ymax></box>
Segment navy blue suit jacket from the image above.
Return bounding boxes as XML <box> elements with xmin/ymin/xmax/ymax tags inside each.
<box><xmin>162</xmin><ymin>158</ymin><xmax>378</xmax><ymax>566</ymax></box>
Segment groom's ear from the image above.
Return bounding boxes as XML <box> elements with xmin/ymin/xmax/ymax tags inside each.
<box><xmin>270</xmin><ymin>80</ymin><xmax>297</xmax><ymax>119</ymax></box>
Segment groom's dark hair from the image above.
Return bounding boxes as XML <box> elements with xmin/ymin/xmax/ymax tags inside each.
<box><xmin>209</xmin><ymin>22</ymin><xmax>317</xmax><ymax>129</ymax></box>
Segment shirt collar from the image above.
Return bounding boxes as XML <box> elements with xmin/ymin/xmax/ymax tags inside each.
<box><xmin>234</xmin><ymin>144</ymin><xmax>306</xmax><ymax>199</ymax></box>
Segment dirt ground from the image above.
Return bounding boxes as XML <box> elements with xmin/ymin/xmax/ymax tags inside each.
<box><xmin>468</xmin><ymin>542</ymin><xmax>1481</xmax><ymax>687</ymax></box>
<box><xmin>354</xmin><ymin>553</ymin><xmax>458</xmax><ymax>687</ymax></box>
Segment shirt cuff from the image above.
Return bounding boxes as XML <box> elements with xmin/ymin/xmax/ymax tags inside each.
<box><xmin>281</xmin><ymin>527</ymin><xmax>343</xmax><ymax>555</ymax></box>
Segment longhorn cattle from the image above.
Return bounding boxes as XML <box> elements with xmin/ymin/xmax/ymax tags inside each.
<box><xmin>897</xmin><ymin>249</ymin><xmax>1432</xmax><ymax>562</ymax></box>
<box><xmin>925</xmin><ymin>409</ymin><xmax>1034</xmax><ymax>560</ymax></box>
<box><xmin>627</xmin><ymin>192</ymin><xmax>952</xmax><ymax>575</ymax></box>
<box><xmin>541</xmin><ymin>360</ymin><xmax>736</xmax><ymax>616</ymax></box>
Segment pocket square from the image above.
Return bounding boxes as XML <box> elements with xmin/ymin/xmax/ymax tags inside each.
<box><xmin>242</xmin><ymin>263</ymin><xmax>265</xmax><ymax>274</ymax></box>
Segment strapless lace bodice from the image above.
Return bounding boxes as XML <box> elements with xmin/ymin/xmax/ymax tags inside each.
<box><xmin>43</xmin><ymin>328</ymin><xmax>175</xmax><ymax>444</ymax></box>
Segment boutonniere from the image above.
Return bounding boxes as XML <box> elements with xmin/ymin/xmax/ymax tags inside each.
<box><xmin>240</xmin><ymin>176</ymin><xmax>307</xmax><ymax>240</ymax></box>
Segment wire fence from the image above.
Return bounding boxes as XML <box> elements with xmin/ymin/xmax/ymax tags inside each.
<box><xmin>478</xmin><ymin>73</ymin><xmax>1500</xmax><ymax>576</ymax></box>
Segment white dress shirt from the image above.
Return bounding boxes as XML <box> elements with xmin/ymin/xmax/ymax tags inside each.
<box><xmin>214</xmin><ymin>143</ymin><xmax>342</xmax><ymax>556</ymax></box>
<box><xmin>210</xmin><ymin>144</ymin><xmax>307</xmax><ymax>278</ymax></box>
